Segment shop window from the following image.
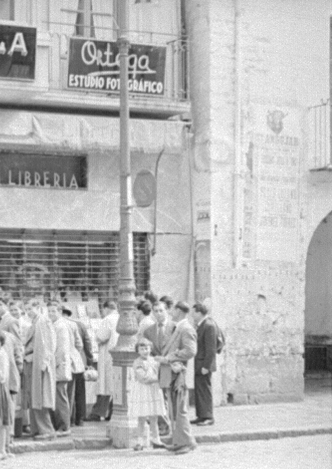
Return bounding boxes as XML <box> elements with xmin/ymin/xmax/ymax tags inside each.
<box><xmin>59</xmin><ymin>0</ymin><xmax>116</xmax><ymax>40</ymax></box>
<box><xmin>57</xmin><ymin>0</ymin><xmax>182</xmax><ymax>43</ymax></box>
<box><xmin>0</xmin><ymin>0</ymin><xmax>14</xmax><ymax>20</ymax></box>
<box><xmin>129</xmin><ymin>0</ymin><xmax>188</xmax><ymax>100</ymax></box>
<box><xmin>0</xmin><ymin>0</ymin><xmax>34</xmax><ymax>24</ymax></box>
<box><xmin>129</xmin><ymin>0</ymin><xmax>181</xmax><ymax>45</ymax></box>
<box><xmin>0</xmin><ymin>229</ymin><xmax>150</xmax><ymax>312</ymax></box>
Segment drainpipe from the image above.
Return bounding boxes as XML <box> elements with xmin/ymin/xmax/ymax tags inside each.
<box><xmin>151</xmin><ymin>147</ymin><xmax>165</xmax><ymax>257</ymax></box>
<box><xmin>184</xmin><ymin>123</ymin><xmax>195</xmax><ymax>301</ymax></box>
<box><xmin>233</xmin><ymin>0</ymin><xmax>243</xmax><ymax>268</ymax></box>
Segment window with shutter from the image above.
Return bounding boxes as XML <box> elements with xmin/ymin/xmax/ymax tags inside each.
<box><xmin>58</xmin><ymin>0</ymin><xmax>115</xmax><ymax>40</ymax></box>
<box><xmin>0</xmin><ymin>229</ymin><xmax>150</xmax><ymax>308</ymax></box>
<box><xmin>0</xmin><ymin>0</ymin><xmax>14</xmax><ymax>20</ymax></box>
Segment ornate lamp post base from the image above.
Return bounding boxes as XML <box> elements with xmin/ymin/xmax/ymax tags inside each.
<box><xmin>108</xmin><ymin>0</ymin><xmax>138</xmax><ymax>449</ymax></box>
<box><xmin>107</xmin><ymin>350</ymin><xmax>138</xmax><ymax>448</ymax></box>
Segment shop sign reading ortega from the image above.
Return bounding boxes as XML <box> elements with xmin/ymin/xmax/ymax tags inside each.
<box><xmin>0</xmin><ymin>154</ymin><xmax>87</xmax><ymax>190</ymax></box>
<box><xmin>0</xmin><ymin>24</ymin><xmax>36</xmax><ymax>80</ymax></box>
<box><xmin>68</xmin><ymin>38</ymin><xmax>166</xmax><ymax>95</ymax></box>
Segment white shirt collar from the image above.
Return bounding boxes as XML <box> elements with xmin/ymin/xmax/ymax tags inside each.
<box><xmin>174</xmin><ymin>317</ymin><xmax>187</xmax><ymax>329</ymax></box>
<box><xmin>197</xmin><ymin>315</ymin><xmax>208</xmax><ymax>328</ymax></box>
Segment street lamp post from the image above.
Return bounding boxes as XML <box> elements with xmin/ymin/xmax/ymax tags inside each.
<box><xmin>107</xmin><ymin>0</ymin><xmax>138</xmax><ymax>448</ymax></box>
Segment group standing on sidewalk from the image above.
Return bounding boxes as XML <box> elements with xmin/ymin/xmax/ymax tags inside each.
<box><xmin>0</xmin><ymin>286</ymin><xmax>222</xmax><ymax>459</ymax></box>
<box><xmin>129</xmin><ymin>295</ymin><xmax>220</xmax><ymax>455</ymax></box>
<box><xmin>0</xmin><ymin>293</ymin><xmax>97</xmax><ymax>456</ymax></box>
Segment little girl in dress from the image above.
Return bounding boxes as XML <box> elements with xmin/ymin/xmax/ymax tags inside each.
<box><xmin>0</xmin><ymin>332</ymin><xmax>12</xmax><ymax>460</ymax></box>
<box><xmin>130</xmin><ymin>337</ymin><xmax>166</xmax><ymax>451</ymax></box>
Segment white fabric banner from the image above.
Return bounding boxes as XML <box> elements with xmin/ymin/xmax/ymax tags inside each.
<box><xmin>0</xmin><ymin>111</ymin><xmax>185</xmax><ymax>154</ymax></box>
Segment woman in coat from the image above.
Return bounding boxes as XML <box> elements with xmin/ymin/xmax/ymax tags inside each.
<box><xmin>86</xmin><ymin>301</ymin><xmax>119</xmax><ymax>421</ymax></box>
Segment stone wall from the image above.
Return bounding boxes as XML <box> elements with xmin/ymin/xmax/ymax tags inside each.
<box><xmin>187</xmin><ymin>0</ymin><xmax>331</xmax><ymax>403</ymax></box>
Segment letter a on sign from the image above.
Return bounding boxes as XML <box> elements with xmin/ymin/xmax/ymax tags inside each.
<box><xmin>8</xmin><ymin>32</ymin><xmax>28</xmax><ymax>56</ymax></box>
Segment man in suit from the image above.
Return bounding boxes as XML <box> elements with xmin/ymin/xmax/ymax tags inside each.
<box><xmin>144</xmin><ymin>301</ymin><xmax>175</xmax><ymax>380</ymax></box>
<box><xmin>62</xmin><ymin>308</ymin><xmax>85</xmax><ymax>427</ymax></box>
<box><xmin>62</xmin><ymin>308</ymin><xmax>93</xmax><ymax>426</ymax></box>
<box><xmin>155</xmin><ymin>301</ymin><xmax>197</xmax><ymax>455</ymax></box>
<box><xmin>191</xmin><ymin>302</ymin><xmax>217</xmax><ymax>426</ymax></box>
<box><xmin>159</xmin><ymin>295</ymin><xmax>174</xmax><ymax>319</ymax></box>
<box><xmin>144</xmin><ymin>300</ymin><xmax>174</xmax><ymax>436</ymax></box>
<box><xmin>0</xmin><ymin>300</ymin><xmax>21</xmax><ymax>344</ymax></box>
<box><xmin>48</xmin><ymin>300</ymin><xmax>72</xmax><ymax>437</ymax></box>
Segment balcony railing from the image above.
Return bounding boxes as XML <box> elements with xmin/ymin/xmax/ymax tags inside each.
<box><xmin>308</xmin><ymin>100</ymin><xmax>331</xmax><ymax>170</ymax></box>
<box><xmin>47</xmin><ymin>32</ymin><xmax>190</xmax><ymax>103</ymax></box>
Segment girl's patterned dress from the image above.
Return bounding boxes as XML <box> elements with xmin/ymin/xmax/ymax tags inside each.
<box><xmin>128</xmin><ymin>356</ymin><xmax>166</xmax><ymax>418</ymax></box>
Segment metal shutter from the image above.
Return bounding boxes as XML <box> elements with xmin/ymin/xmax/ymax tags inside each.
<box><xmin>0</xmin><ymin>229</ymin><xmax>149</xmax><ymax>307</ymax></box>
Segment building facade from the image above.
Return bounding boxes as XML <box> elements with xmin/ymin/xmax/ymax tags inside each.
<box><xmin>0</xmin><ymin>0</ymin><xmax>193</xmax><ymax>314</ymax></box>
<box><xmin>0</xmin><ymin>0</ymin><xmax>331</xmax><ymax>406</ymax></box>
<box><xmin>187</xmin><ymin>0</ymin><xmax>332</xmax><ymax>404</ymax></box>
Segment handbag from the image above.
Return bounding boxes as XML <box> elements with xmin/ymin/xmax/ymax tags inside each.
<box><xmin>84</xmin><ymin>367</ymin><xmax>98</xmax><ymax>382</ymax></box>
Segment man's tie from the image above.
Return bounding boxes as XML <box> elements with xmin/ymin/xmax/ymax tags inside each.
<box><xmin>158</xmin><ymin>322</ymin><xmax>165</xmax><ymax>350</ymax></box>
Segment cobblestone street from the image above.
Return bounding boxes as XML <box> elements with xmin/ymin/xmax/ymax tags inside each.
<box><xmin>4</xmin><ymin>435</ymin><xmax>332</xmax><ymax>469</ymax></box>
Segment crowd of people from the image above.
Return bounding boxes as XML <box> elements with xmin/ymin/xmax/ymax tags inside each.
<box><xmin>127</xmin><ymin>292</ymin><xmax>219</xmax><ymax>454</ymax></box>
<box><xmin>0</xmin><ymin>293</ymin><xmax>99</xmax><ymax>460</ymax></box>
<box><xmin>0</xmin><ymin>288</ymin><xmax>221</xmax><ymax>459</ymax></box>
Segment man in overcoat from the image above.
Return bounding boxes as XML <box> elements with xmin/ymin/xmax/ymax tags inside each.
<box><xmin>24</xmin><ymin>299</ymin><xmax>56</xmax><ymax>440</ymax></box>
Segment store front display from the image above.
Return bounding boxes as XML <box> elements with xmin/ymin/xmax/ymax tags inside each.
<box><xmin>0</xmin><ymin>229</ymin><xmax>149</xmax><ymax>316</ymax></box>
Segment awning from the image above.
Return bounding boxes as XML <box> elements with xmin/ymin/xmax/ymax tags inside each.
<box><xmin>0</xmin><ymin>110</ymin><xmax>185</xmax><ymax>154</ymax></box>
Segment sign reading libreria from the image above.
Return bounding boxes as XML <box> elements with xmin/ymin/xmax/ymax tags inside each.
<box><xmin>67</xmin><ymin>38</ymin><xmax>166</xmax><ymax>95</ymax></box>
<box><xmin>0</xmin><ymin>24</ymin><xmax>36</xmax><ymax>80</ymax></box>
<box><xmin>0</xmin><ymin>154</ymin><xmax>87</xmax><ymax>190</ymax></box>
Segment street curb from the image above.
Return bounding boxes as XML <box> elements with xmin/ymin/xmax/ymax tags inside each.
<box><xmin>10</xmin><ymin>438</ymin><xmax>112</xmax><ymax>454</ymax></box>
<box><xmin>9</xmin><ymin>427</ymin><xmax>332</xmax><ymax>454</ymax></box>
<box><xmin>195</xmin><ymin>426</ymin><xmax>332</xmax><ymax>444</ymax></box>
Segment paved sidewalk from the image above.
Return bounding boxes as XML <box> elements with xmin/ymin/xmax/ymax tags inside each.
<box><xmin>10</xmin><ymin>382</ymin><xmax>332</xmax><ymax>454</ymax></box>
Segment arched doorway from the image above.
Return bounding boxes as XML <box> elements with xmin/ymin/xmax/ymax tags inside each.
<box><xmin>305</xmin><ymin>213</ymin><xmax>332</xmax><ymax>384</ymax></box>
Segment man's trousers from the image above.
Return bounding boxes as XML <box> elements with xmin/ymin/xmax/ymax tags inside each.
<box><xmin>67</xmin><ymin>372</ymin><xmax>86</xmax><ymax>424</ymax></box>
<box><xmin>53</xmin><ymin>381</ymin><xmax>70</xmax><ymax>431</ymax></box>
<box><xmin>30</xmin><ymin>408</ymin><xmax>54</xmax><ymax>436</ymax></box>
<box><xmin>169</xmin><ymin>386</ymin><xmax>196</xmax><ymax>448</ymax></box>
<box><xmin>194</xmin><ymin>372</ymin><xmax>213</xmax><ymax>420</ymax></box>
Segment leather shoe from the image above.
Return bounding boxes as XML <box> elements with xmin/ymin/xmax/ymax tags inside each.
<box><xmin>161</xmin><ymin>436</ymin><xmax>173</xmax><ymax>445</ymax></box>
<box><xmin>56</xmin><ymin>429</ymin><xmax>71</xmax><ymax>437</ymax></box>
<box><xmin>175</xmin><ymin>444</ymin><xmax>197</xmax><ymax>455</ymax></box>
<box><xmin>164</xmin><ymin>444</ymin><xmax>177</xmax><ymax>451</ymax></box>
<box><xmin>151</xmin><ymin>441</ymin><xmax>166</xmax><ymax>449</ymax></box>
<box><xmin>190</xmin><ymin>418</ymin><xmax>204</xmax><ymax>424</ymax></box>
<box><xmin>22</xmin><ymin>425</ymin><xmax>31</xmax><ymax>434</ymax></box>
<box><xmin>133</xmin><ymin>444</ymin><xmax>144</xmax><ymax>451</ymax></box>
<box><xmin>159</xmin><ymin>427</ymin><xmax>170</xmax><ymax>436</ymax></box>
<box><xmin>196</xmin><ymin>419</ymin><xmax>214</xmax><ymax>426</ymax></box>
<box><xmin>85</xmin><ymin>414</ymin><xmax>101</xmax><ymax>422</ymax></box>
